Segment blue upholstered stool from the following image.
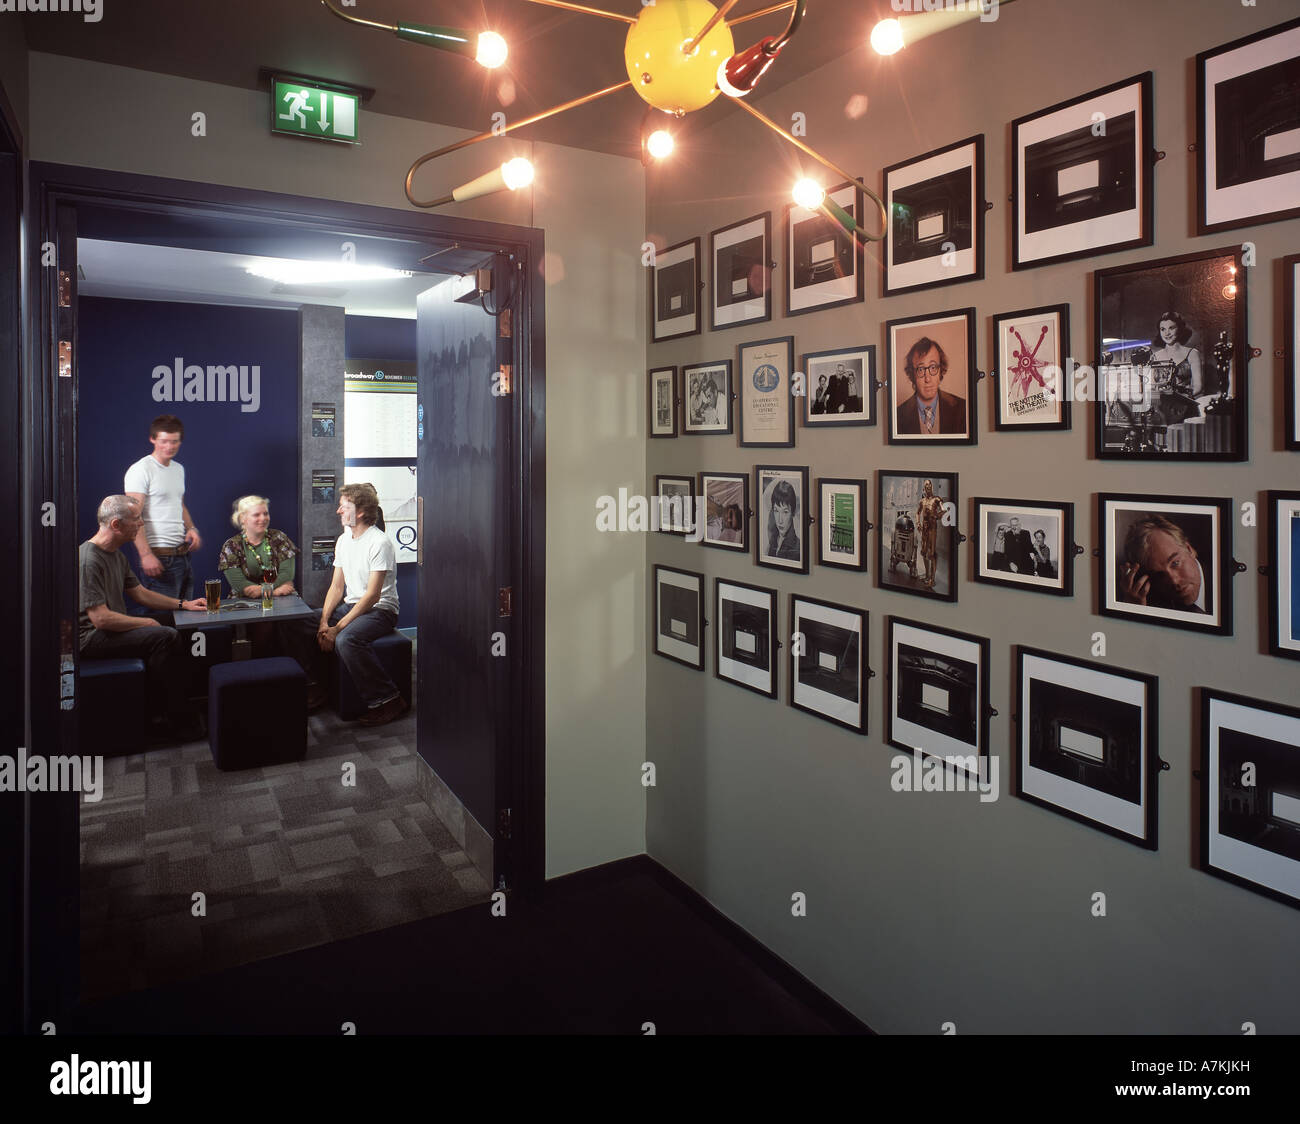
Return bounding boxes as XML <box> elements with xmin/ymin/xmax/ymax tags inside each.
<box><xmin>78</xmin><ymin>657</ymin><xmax>147</xmax><ymax>756</ymax></box>
<box><xmin>334</xmin><ymin>631</ymin><xmax>412</xmax><ymax>721</ymax></box>
<box><xmin>208</xmin><ymin>657</ymin><xmax>307</xmax><ymax>771</ymax></box>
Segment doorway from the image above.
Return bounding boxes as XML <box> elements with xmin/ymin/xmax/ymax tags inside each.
<box><xmin>24</xmin><ymin>162</ymin><xmax>545</xmax><ymax>1026</ymax></box>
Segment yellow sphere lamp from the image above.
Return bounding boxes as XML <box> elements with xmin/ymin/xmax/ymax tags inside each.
<box><xmin>624</xmin><ymin>0</ymin><xmax>735</xmax><ymax>116</ymax></box>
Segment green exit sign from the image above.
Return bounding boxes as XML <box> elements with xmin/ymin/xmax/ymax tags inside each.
<box><xmin>271</xmin><ymin>78</ymin><xmax>360</xmax><ymax>144</ymax></box>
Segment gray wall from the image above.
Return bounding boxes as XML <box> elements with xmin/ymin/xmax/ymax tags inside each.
<box><xmin>299</xmin><ymin>305</ymin><xmax>345</xmax><ymax>607</ymax></box>
<box><xmin>27</xmin><ymin>51</ymin><xmax>648</xmax><ymax>879</ymax></box>
<box><xmin>645</xmin><ymin>0</ymin><xmax>1300</xmax><ymax>1032</ymax></box>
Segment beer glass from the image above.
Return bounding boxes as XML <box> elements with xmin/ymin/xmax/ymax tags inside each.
<box><xmin>204</xmin><ymin>579</ymin><xmax>222</xmax><ymax>613</ymax></box>
<box><xmin>261</xmin><ymin>582</ymin><xmax>274</xmax><ymax>611</ymax></box>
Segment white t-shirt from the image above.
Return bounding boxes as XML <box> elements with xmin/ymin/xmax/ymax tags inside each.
<box><xmin>123</xmin><ymin>454</ymin><xmax>186</xmax><ymax>548</ymax></box>
<box><xmin>335</xmin><ymin>524</ymin><xmax>399</xmax><ymax>613</ymax></box>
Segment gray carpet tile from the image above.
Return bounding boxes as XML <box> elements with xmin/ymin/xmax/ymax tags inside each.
<box><xmin>80</xmin><ymin>672</ymin><xmax>491</xmax><ymax>1003</ymax></box>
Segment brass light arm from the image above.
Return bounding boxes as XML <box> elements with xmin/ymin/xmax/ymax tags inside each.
<box><xmin>769</xmin><ymin>0</ymin><xmax>806</xmax><ymax>50</ymax></box>
<box><xmin>728</xmin><ymin>96</ymin><xmax>888</xmax><ymax>242</ymax></box>
<box><xmin>519</xmin><ymin>0</ymin><xmax>637</xmax><ymax>23</ymax></box>
<box><xmin>729</xmin><ymin>1</ymin><xmax>798</xmax><ymax>27</ymax></box>
<box><xmin>683</xmin><ymin>0</ymin><xmax>744</xmax><ymax>54</ymax></box>
<box><xmin>320</xmin><ymin>0</ymin><xmax>395</xmax><ymax>33</ymax></box>
<box><xmin>405</xmin><ymin>80</ymin><xmax>634</xmax><ymax>207</ymax></box>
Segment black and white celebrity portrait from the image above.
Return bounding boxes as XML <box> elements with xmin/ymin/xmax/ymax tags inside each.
<box><xmin>1118</xmin><ymin>512</ymin><xmax>1213</xmax><ymax>613</ymax></box>
<box><xmin>896</xmin><ymin>337</ymin><xmax>966</xmax><ymax>434</ymax></box>
<box><xmin>690</xmin><ymin>371</ymin><xmax>722</xmax><ymax>426</ymax></box>
<box><xmin>764</xmin><ymin>478</ymin><xmax>800</xmax><ymax>561</ymax></box>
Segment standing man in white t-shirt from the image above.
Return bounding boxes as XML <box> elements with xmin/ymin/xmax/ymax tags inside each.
<box><xmin>123</xmin><ymin>414</ymin><xmax>202</xmax><ymax>606</ymax></box>
<box><xmin>317</xmin><ymin>482</ymin><xmax>406</xmax><ymax>726</ymax></box>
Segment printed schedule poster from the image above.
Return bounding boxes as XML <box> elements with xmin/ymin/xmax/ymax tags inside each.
<box><xmin>311</xmin><ymin>537</ymin><xmax>337</xmax><ymax>571</ymax></box>
<box><xmin>344</xmin><ymin>359</ymin><xmax>417</xmax><ymax>459</ymax></box>
<box><xmin>344</xmin><ymin>464</ymin><xmax>418</xmax><ymax>565</ymax></box>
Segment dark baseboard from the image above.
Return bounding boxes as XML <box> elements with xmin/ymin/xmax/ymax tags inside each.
<box><xmin>544</xmin><ymin>854</ymin><xmax>873</xmax><ymax>1035</ymax></box>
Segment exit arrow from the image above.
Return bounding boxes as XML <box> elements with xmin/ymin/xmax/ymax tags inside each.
<box><xmin>316</xmin><ymin>90</ymin><xmax>331</xmax><ymax>132</ymax></box>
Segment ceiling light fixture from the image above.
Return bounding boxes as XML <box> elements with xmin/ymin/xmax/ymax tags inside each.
<box><xmin>245</xmin><ymin>260</ymin><xmax>415</xmax><ymax>285</ymax></box>
<box><xmin>322</xmin><ymin>0</ymin><xmax>1018</xmax><ymax>240</ymax></box>
<box><xmin>869</xmin><ymin>0</ymin><xmax>1018</xmax><ymax>57</ymax></box>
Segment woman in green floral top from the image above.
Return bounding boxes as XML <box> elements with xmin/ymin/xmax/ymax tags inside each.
<box><xmin>217</xmin><ymin>495</ymin><xmax>299</xmax><ymax>598</ymax></box>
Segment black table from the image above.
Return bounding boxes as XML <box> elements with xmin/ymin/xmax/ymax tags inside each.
<box><xmin>174</xmin><ymin>593</ymin><xmax>319</xmax><ymax>661</ymax></box>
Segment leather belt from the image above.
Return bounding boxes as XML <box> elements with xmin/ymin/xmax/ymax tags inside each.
<box><xmin>151</xmin><ymin>545</ymin><xmax>190</xmax><ymax>557</ymax></box>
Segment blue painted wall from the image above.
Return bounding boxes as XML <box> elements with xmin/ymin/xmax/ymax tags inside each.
<box><xmin>77</xmin><ymin>297</ymin><xmax>301</xmax><ymax>589</ymax></box>
<box><xmin>346</xmin><ymin>314</ymin><xmax>418</xmax><ymax>630</ymax></box>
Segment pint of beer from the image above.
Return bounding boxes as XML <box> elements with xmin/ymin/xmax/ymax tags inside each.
<box><xmin>204</xmin><ymin>579</ymin><xmax>222</xmax><ymax>613</ymax></box>
<box><xmin>261</xmin><ymin>583</ymin><xmax>274</xmax><ymax>611</ymax></box>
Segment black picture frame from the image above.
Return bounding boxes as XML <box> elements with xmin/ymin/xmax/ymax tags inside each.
<box><xmin>698</xmin><ymin>470</ymin><xmax>749</xmax><ymax>553</ymax></box>
<box><xmin>1285</xmin><ymin>253</ymin><xmax>1300</xmax><ymax>451</ymax></box>
<box><xmin>710</xmin><ymin>212</ymin><xmax>772</xmax><ymax>331</ymax></box>
<box><xmin>883</xmin><ymin>134</ymin><xmax>984</xmax><ymax>296</ymax></box>
<box><xmin>817</xmin><ymin>477</ymin><xmax>869</xmax><ymax>572</ymax></box>
<box><xmin>681</xmin><ymin>360</ymin><xmax>733</xmax><ymax>436</ymax></box>
<box><xmin>785</xmin><ymin>180</ymin><xmax>863</xmax><ymax>317</ymax></box>
<box><xmin>972</xmin><ymin>498</ymin><xmax>1074</xmax><ymax>598</ymax></box>
<box><xmin>802</xmin><ymin>344</ymin><xmax>876</xmax><ymax>429</ymax></box>
<box><xmin>648</xmin><ymin>365</ymin><xmax>678</xmax><ymax>439</ymax></box>
<box><xmin>877</xmin><ymin>470</ymin><xmax>959</xmax><ymax>603</ymax></box>
<box><xmin>755</xmin><ymin>464</ymin><xmax>809</xmax><ymax>575</ymax></box>
<box><xmin>1267</xmin><ymin>490</ymin><xmax>1300</xmax><ymax>662</ymax></box>
<box><xmin>1012</xmin><ymin>72</ymin><xmax>1154</xmax><ymax>271</ymax></box>
<box><xmin>1098</xmin><ymin>493</ymin><xmax>1234</xmax><ymax>636</ymax></box>
<box><xmin>1016</xmin><ymin>646</ymin><xmax>1160</xmax><ymax>851</ymax></box>
<box><xmin>1093</xmin><ymin>246</ymin><xmax>1248</xmax><ymax>461</ymax></box>
<box><xmin>739</xmin><ymin>335</ymin><xmax>795</xmax><ymax>448</ymax></box>
<box><xmin>886</xmin><ymin>308</ymin><xmax>977</xmax><ymax>446</ymax></box>
<box><xmin>991</xmin><ymin>303</ymin><xmax>1071</xmax><ymax>431</ymax></box>
<box><xmin>1200</xmin><ymin>687</ymin><xmax>1300</xmax><ymax>909</ymax></box>
<box><xmin>886</xmin><ymin>616</ymin><xmax>990</xmax><ymax>779</ymax></box>
<box><xmin>650</xmin><ymin>236</ymin><xmax>701</xmax><ymax>343</ymax></box>
<box><xmin>653</xmin><ymin>473</ymin><xmax>695</xmax><ymax>537</ymax></box>
<box><xmin>1196</xmin><ymin>17</ymin><xmax>1300</xmax><ymax>236</ymax></box>
<box><xmin>652</xmin><ymin>564</ymin><xmax>705</xmax><ymax>671</ymax></box>
<box><xmin>790</xmin><ymin>595</ymin><xmax>869</xmax><ymax>734</ymax></box>
<box><xmin>715</xmin><ymin>577</ymin><xmax>778</xmax><ymax>699</ymax></box>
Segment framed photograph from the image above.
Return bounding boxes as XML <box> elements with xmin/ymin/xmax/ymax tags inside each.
<box><xmin>699</xmin><ymin>471</ymin><xmax>749</xmax><ymax>553</ymax></box>
<box><xmin>803</xmin><ymin>345</ymin><xmax>876</xmax><ymax>428</ymax></box>
<box><xmin>755</xmin><ymin>465</ymin><xmax>809</xmax><ymax>575</ymax></box>
<box><xmin>739</xmin><ymin>336</ymin><xmax>795</xmax><ymax>448</ymax></box>
<box><xmin>1196</xmin><ymin>18</ymin><xmax>1300</xmax><ymax>235</ymax></box>
<box><xmin>648</xmin><ymin>366</ymin><xmax>677</xmax><ymax>438</ymax></box>
<box><xmin>877</xmin><ymin>471</ymin><xmax>958</xmax><ymax>602</ymax></box>
<box><xmin>710</xmin><ymin>212</ymin><xmax>771</xmax><ymax>331</ymax></box>
<box><xmin>1094</xmin><ymin>246</ymin><xmax>1247</xmax><ymax>461</ymax></box>
<box><xmin>883</xmin><ymin>134</ymin><xmax>984</xmax><ymax>295</ymax></box>
<box><xmin>1201</xmin><ymin>688</ymin><xmax>1300</xmax><ymax>909</ymax></box>
<box><xmin>973</xmin><ymin>498</ymin><xmax>1074</xmax><ymax>597</ymax></box>
<box><xmin>1268</xmin><ymin>490</ymin><xmax>1300</xmax><ymax>661</ymax></box>
<box><xmin>1012</xmin><ymin>72</ymin><xmax>1154</xmax><ymax>270</ymax></box>
<box><xmin>791</xmin><ymin>596</ymin><xmax>869</xmax><ymax>734</ymax></box>
<box><xmin>653</xmin><ymin>565</ymin><xmax>704</xmax><ymax>671</ymax></box>
<box><xmin>991</xmin><ymin>304</ymin><xmax>1071</xmax><ymax>431</ymax></box>
<box><xmin>715</xmin><ymin>577</ymin><xmax>778</xmax><ymax>698</ymax></box>
<box><xmin>1286</xmin><ymin>253</ymin><xmax>1300</xmax><ymax>450</ymax></box>
<box><xmin>886</xmin><ymin>309</ymin><xmax>976</xmax><ymax>445</ymax></box>
<box><xmin>785</xmin><ymin>180</ymin><xmax>863</xmax><ymax>316</ymax></box>
<box><xmin>887</xmin><ymin>617</ymin><xmax>990</xmax><ymax>776</ymax></box>
<box><xmin>1016</xmin><ymin>647</ymin><xmax>1159</xmax><ymax>850</ymax></box>
<box><xmin>654</xmin><ymin>474</ymin><xmax>695</xmax><ymax>537</ymax></box>
<box><xmin>1099</xmin><ymin>493</ymin><xmax>1233</xmax><ymax>636</ymax></box>
<box><xmin>817</xmin><ymin>478</ymin><xmax>868</xmax><ymax>572</ymax></box>
<box><xmin>650</xmin><ymin>237</ymin><xmax>700</xmax><ymax>342</ymax></box>
<box><xmin>682</xmin><ymin>361</ymin><xmax>733</xmax><ymax>435</ymax></box>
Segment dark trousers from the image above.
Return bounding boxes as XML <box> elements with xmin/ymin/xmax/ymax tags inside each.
<box><xmin>280</xmin><ymin>604</ymin><xmax>399</xmax><ymax>707</ymax></box>
<box><xmin>81</xmin><ymin>624</ymin><xmax>188</xmax><ymax>717</ymax></box>
<box><xmin>130</xmin><ymin>552</ymin><xmax>192</xmax><ymax>616</ymax></box>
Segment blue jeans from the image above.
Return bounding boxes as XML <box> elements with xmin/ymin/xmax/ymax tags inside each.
<box><xmin>143</xmin><ymin>553</ymin><xmax>193</xmax><ymax>599</ymax></box>
<box><xmin>330</xmin><ymin>604</ymin><xmax>399</xmax><ymax>707</ymax></box>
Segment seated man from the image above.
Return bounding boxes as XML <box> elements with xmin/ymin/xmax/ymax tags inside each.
<box><xmin>318</xmin><ymin>483</ymin><xmax>407</xmax><ymax>726</ymax></box>
<box><xmin>80</xmin><ymin>495</ymin><xmax>207</xmax><ymax>739</ymax></box>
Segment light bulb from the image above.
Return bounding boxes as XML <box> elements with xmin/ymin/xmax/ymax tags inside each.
<box><xmin>502</xmin><ymin>157</ymin><xmax>534</xmax><ymax>190</ymax></box>
<box><xmin>870</xmin><ymin>18</ymin><xmax>905</xmax><ymax>56</ymax></box>
<box><xmin>647</xmin><ymin>129</ymin><xmax>674</xmax><ymax>159</ymax></box>
<box><xmin>476</xmin><ymin>32</ymin><xmax>508</xmax><ymax>68</ymax></box>
<box><xmin>792</xmin><ymin>178</ymin><xmax>826</xmax><ymax>210</ymax></box>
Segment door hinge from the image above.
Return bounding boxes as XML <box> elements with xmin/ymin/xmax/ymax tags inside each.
<box><xmin>58</xmin><ymin>270</ymin><xmax>72</xmax><ymax>307</ymax></box>
<box><xmin>498</xmin><ymin>586</ymin><xmax>512</xmax><ymax>617</ymax></box>
<box><xmin>497</xmin><ymin>807</ymin><xmax>512</xmax><ymax>839</ymax></box>
<box><xmin>58</xmin><ymin>340</ymin><xmax>72</xmax><ymax>379</ymax></box>
<box><xmin>495</xmin><ymin>364</ymin><xmax>511</xmax><ymax>396</ymax></box>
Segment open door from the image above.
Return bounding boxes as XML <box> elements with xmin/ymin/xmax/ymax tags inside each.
<box><xmin>415</xmin><ymin>262</ymin><xmax>517</xmax><ymax>890</ymax></box>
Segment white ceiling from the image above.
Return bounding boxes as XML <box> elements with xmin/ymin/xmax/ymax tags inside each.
<box><xmin>77</xmin><ymin>238</ymin><xmax>450</xmax><ymax>319</ymax></box>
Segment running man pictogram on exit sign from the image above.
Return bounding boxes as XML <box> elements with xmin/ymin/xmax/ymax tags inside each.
<box><xmin>271</xmin><ymin>78</ymin><xmax>360</xmax><ymax>144</ymax></box>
